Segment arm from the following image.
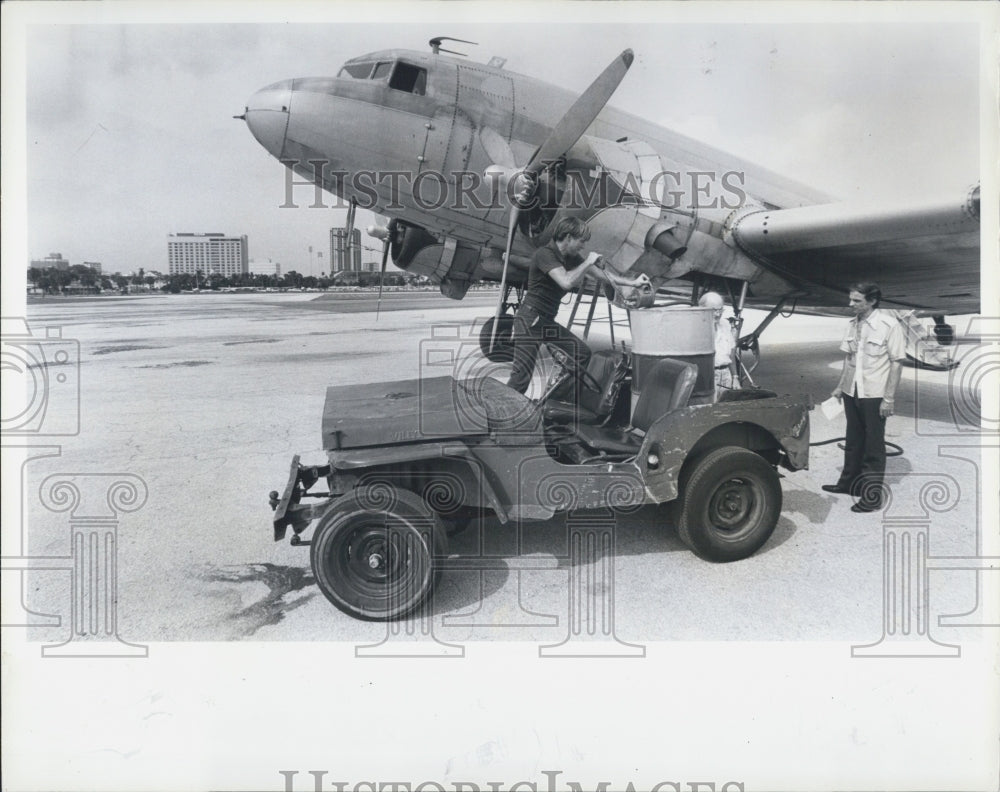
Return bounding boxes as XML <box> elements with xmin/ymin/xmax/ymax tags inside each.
<box><xmin>880</xmin><ymin>360</ymin><xmax>903</xmax><ymax>417</ymax></box>
<box><xmin>832</xmin><ymin>320</ymin><xmax>856</xmax><ymax>400</ymax></box>
<box><xmin>831</xmin><ymin>358</ymin><xmax>849</xmax><ymax>400</ymax></box>
<box><xmin>589</xmin><ymin>257</ymin><xmax>651</xmax><ymax>290</ymax></box>
<box><xmin>587</xmin><ymin>258</ymin><xmax>653</xmax><ymax>308</ymax></box>
<box><xmin>880</xmin><ymin>319</ymin><xmax>906</xmax><ymax>416</ymax></box>
<box><xmin>545</xmin><ymin>260</ymin><xmax>596</xmax><ymax>291</ymax></box>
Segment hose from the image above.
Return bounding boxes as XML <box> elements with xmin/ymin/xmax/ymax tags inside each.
<box><xmin>809</xmin><ymin>436</ymin><xmax>904</xmax><ymax>457</ymax></box>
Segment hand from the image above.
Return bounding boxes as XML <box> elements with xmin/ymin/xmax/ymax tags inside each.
<box><xmin>830</xmin><ymin>388</ymin><xmax>843</xmax><ymax>401</ymax></box>
<box><xmin>880</xmin><ymin>399</ymin><xmax>894</xmax><ymax>418</ymax></box>
<box><xmin>583</xmin><ymin>252</ymin><xmax>602</xmax><ymax>268</ymax></box>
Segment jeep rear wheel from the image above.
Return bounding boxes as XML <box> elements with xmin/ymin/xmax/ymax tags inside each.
<box><xmin>676</xmin><ymin>446</ymin><xmax>781</xmax><ymax>562</ymax></box>
<box><xmin>310</xmin><ymin>489</ymin><xmax>447</xmax><ymax>621</ymax></box>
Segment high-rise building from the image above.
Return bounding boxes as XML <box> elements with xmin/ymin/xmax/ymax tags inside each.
<box><xmin>330</xmin><ymin>227</ymin><xmax>362</xmax><ymax>272</ymax></box>
<box><xmin>167</xmin><ymin>233</ymin><xmax>248</xmax><ymax>277</ymax></box>
<box><xmin>30</xmin><ymin>253</ymin><xmax>70</xmax><ymax>271</ymax></box>
<box><xmin>249</xmin><ymin>258</ymin><xmax>281</xmax><ymax>277</ymax></box>
<box><xmin>82</xmin><ymin>261</ymin><xmax>102</xmax><ymax>275</ymax></box>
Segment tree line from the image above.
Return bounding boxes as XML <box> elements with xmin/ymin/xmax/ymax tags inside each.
<box><xmin>27</xmin><ymin>265</ymin><xmax>423</xmax><ymax>295</ymax></box>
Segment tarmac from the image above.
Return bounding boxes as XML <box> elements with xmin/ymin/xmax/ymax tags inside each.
<box><xmin>12</xmin><ymin>290</ymin><xmax>993</xmax><ymax>650</ymax></box>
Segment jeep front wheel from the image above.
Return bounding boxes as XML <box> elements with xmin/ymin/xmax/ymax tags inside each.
<box><xmin>310</xmin><ymin>489</ymin><xmax>447</xmax><ymax>620</ymax></box>
<box><xmin>676</xmin><ymin>446</ymin><xmax>781</xmax><ymax>562</ymax></box>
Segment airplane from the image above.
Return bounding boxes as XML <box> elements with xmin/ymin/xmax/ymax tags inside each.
<box><xmin>238</xmin><ymin>37</ymin><xmax>980</xmax><ymax>369</ymax></box>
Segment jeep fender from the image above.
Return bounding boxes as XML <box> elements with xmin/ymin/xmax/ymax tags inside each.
<box><xmin>637</xmin><ymin>395</ymin><xmax>810</xmax><ymax>503</ymax></box>
<box><xmin>328</xmin><ymin>443</ymin><xmax>508</xmax><ymax>522</ymax></box>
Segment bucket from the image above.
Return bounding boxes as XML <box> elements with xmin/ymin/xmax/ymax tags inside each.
<box><xmin>628</xmin><ymin>305</ymin><xmax>716</xmax><ymax>415</ymax></box>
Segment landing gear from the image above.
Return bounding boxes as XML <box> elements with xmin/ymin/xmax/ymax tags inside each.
<box><xmin>480</xmin><ymin>282</ymin><xmax>522</xmax><ymax>362</ymax></box>
<box><xmin>690</xmin><ymin>280</ymin><xmax>803</xmax><ymax>388</ymax></box>
<box><xmin>899</xmin><ymin>312</ymin><xmax>959</xmax><ymax>370</ymax></box>
<box><xmin>479</xmin><ymin>314</ymin><xmax>515</xmax><ymax>362</ymax></box>
<box><xmin>726</xmin><ymin>282</ymin><xmax>797</xmax><ymax>387</ymax></box>
<box><xmin>933</xmin><ymin>315</ymin><xmax>955</xmax><ymax>346</ymax></box>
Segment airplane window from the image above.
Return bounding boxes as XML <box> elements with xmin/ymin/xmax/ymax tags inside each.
<box><xmin>338</xmin><ymin>62</ymin><xmax>375</xmax><ymax>80</ymax></box>
<box><xmin>371</xmin><ymin>62</ymin><xmax>394</xmax><ymax>81</ymax></box>
<box><xmin>389</xmin><ymin>63</ymin><xmax>427</xmax><ymax>95</ymax></box>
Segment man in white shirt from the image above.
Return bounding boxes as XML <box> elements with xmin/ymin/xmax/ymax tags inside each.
<box><xmin>698</xmin><ymin>291</ymin><xmax>738</xmax><ymax>399</ymax></box>
<box><xmin>823</xmin><ymin>282</ymin><xmax>906</xmax><ymax>512</ymax></box>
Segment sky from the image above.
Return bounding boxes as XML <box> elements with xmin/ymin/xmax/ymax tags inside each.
<box><xmin>10</xmin><ymin>6</ymin><xmax>987</xmax><ymax>277</ymax></box>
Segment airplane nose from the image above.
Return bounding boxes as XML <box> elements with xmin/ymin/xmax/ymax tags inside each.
<box><xmin>244</xmin><ymin>79</ymin><xmax>293</xmax><ymax>159</ymax></box>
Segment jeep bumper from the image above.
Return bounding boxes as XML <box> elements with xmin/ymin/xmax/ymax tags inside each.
<box><xmin>268</xmin><ymin>455</ymin><xmax>332</xmax><ymax>542</ymax></box>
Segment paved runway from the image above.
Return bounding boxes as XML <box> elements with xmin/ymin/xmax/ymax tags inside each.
<box><xmin>14</xmin><ymin>290</ymin><xmax>991</xmax><ymax>650</ymax></box>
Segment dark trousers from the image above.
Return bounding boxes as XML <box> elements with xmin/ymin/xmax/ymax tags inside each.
<box><xmin>838</xmin><ymin>390</ymin><xmax>887</xmax><ymax>505</ymax></box>
<box><xmin>506</xmin><ymin>306</ymin><xmax>591</xmax><ymax>395</ymax></box>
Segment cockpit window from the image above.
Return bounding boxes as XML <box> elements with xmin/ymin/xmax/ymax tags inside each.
<box><xmin>336</xmin><ymin>59</ymin><xmax>427</xmax><ymax>95</ymax></box>
<box><xmin>371</xmin><ymin>62</ymin><xmax>393</xmax><ymax>81</ymax></box>
<box><xmin>389</xmin><ymin>63</ymin><xmax>427</xmax><ymax>95</ymax></box>
<box><xmin>337</xmin><ymin>62</ymin><xmax>375</xmax><ymax>80</ymax></box>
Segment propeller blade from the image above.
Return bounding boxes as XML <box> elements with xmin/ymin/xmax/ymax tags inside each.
<box><xmin>486</xmin><ymin>51</ymin><xmax>632</xmax><ymax>354</ymax></box>
<box><xmin>375</xmin><ymin>237</ymin><xmax>390</xmax><ymax>321</ymax></box>
<box><xmin>490</xmin><ymin>207</ymin><xmax>520</xmax><ymax>353</ymax></box>
<box><xmin>344</xmin><ymin>198</ymin><xmax>357</xmax><ymax>267</ymax></box>
<box><xmin>479</xmin><ymin>126</ymin><xmax>516</xmax><ymax>170</ymax></box>
<box><xmin>525</xmin><ymin>49</ymin><xmax>633</xmax><ymax>176</ymax></box>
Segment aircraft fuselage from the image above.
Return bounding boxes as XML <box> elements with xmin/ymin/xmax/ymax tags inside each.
<box><xmin>243</xmin><ymin>48</ymin><xmax>979</xmax><ymax>315</ymax></box>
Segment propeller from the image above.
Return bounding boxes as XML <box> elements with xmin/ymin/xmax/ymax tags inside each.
<box><xmin>487</xmin><ymin>49</ymin><xmax>634</xmax><ymax>353</ymax></box>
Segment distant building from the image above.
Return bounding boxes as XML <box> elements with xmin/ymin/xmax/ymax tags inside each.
<box><xmin>82</xmin><ymin>261</ymin><xmax>102</xmax><ymax>275</ymax></box>
<box><xmin>167</xmin><ymin>233</ymin><xmax>248</xmax><ymax>277</ymax></box>
<box><xmin>30</xmin><ymin>252</ymin><xmax>70</xmax><ymax>271</ymax></box>
<box><xmin>249</xmin><ymin>258</ymin><xmax>281</xmax><ymax>277</ymax></box>
<box><xmin>330</xmin><ymin>227</ymin><xmax>362</xmax><ymax>272</ymax></box>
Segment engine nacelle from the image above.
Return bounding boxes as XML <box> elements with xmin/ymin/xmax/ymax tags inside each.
<box><xmin>387</xmin><ymin>226</ymin><xmax>498</xmax><ymax>300</ymax></box>
<box><xmin>389</xmin><ymin>222</ymin><xmax>439</xmax><ymax>270</ymax></box>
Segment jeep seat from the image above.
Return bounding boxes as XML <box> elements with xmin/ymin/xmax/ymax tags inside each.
<box><xmin>570</xmin><ymin>357</ymin><xmax>698</xmax><ymax>456</ymax></box>
<box><xmin>544</xmin><ymin>350</ymin><xmax>629</xmax><ymax>426</ymax></box>
<box><xmin>455</xmin><ymin>375</ymin><xmax>542</xmax><ymax>434</ymax></box>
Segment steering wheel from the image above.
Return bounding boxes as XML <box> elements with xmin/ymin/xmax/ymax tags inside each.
<box><xmin>548</xmin><ymin>345</ymin><xmax>602</xmax><ymax>393</ymax></box>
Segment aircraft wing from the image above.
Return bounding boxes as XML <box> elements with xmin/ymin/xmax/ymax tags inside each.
<box><xmin>727</xmin><ymin>185</ymin><xmax>981</xmax><ymax>315</ymax></box>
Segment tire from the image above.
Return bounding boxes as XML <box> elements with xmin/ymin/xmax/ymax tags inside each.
<box><xmin>479</xmin><ymin>314</ymin><xmax>516</xmax><ymax>362</ymax></box>
<box><xmin>933</xmin><ymin>322</ymin><xmax>955</xmax><ymax>346</ymax></box>
<box><xmin>675</xmin><ymin>446</ymin><xmax>781</xmax><ymax>562</ymax></box>
<box><xmin>310</xmin><ymin>488</ymin><xmax>447</xmax><ymax>621</ymax></box>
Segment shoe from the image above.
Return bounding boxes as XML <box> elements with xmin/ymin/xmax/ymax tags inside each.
<box><xmin>851</xmin><ymin>502</ymin><xmax>882</xmax><ymax>513</ymax></box>
<box><xmin>822</xmin><ymin>484</ymin><xmax>851</xmax><ymax>494</ymax></box>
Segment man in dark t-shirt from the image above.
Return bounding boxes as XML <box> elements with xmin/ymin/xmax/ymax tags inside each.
<box><xmin>506</xmin><ymin>217</ymin><xmax>651</xmax><ymax>394</ymax></box>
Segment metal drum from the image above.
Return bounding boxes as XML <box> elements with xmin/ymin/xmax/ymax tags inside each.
<box><xmin>628</xmin><ymin>305</ymin><xmax>716</xmax><ymax>415</ymax></box>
